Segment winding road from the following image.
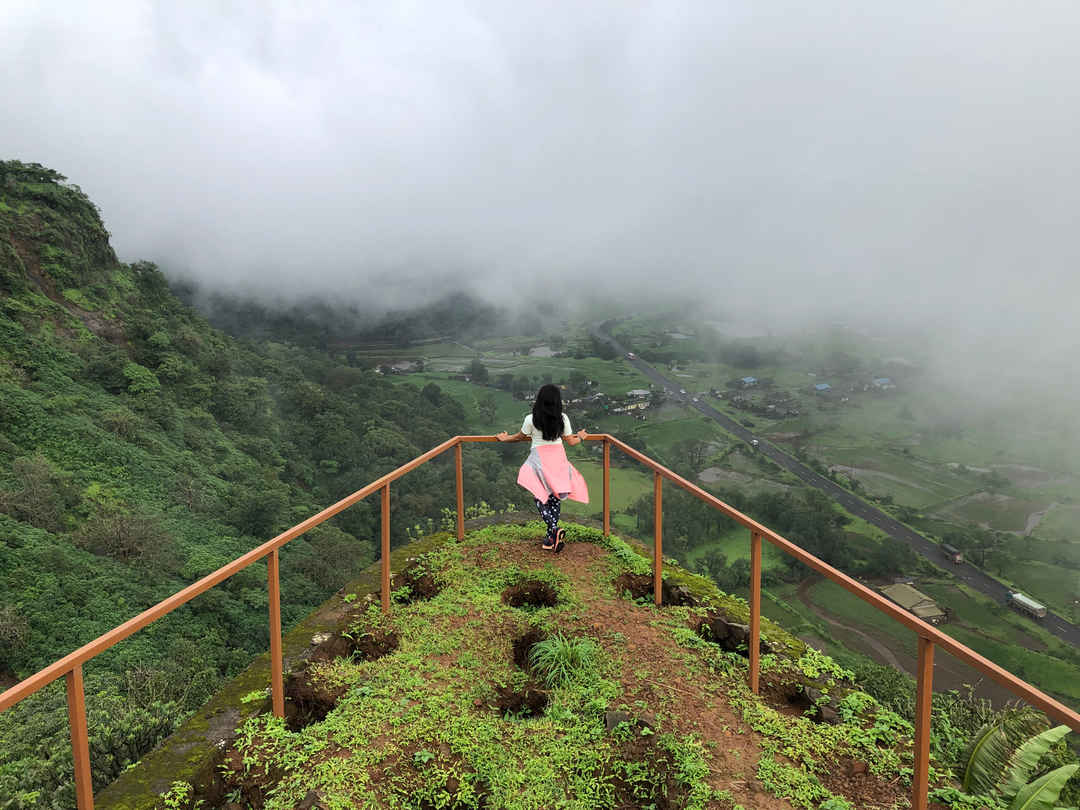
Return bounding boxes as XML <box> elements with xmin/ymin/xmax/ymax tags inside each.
<box><xmin>594</xmin><ymin>325</ymin><xmax>1080</xmax><ymax>649</ymax></box>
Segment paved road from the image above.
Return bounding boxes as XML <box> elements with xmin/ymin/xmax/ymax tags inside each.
<box><xmin>594</xmin><ymin>325</ymin><xmax>1080</xmax><ymax>649</ymax></box>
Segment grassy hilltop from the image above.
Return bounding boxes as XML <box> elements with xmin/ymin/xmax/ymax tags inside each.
<box><xmin>151</xmin><ymin>522</ymin><xmax>959</xmax><ymax>810</ymax></box>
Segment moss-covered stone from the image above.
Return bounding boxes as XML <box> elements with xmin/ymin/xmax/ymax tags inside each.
<box><xmin>94</xmin><ymin>531</ymin><xmax>455</xmax><ymax>810</ymax></box>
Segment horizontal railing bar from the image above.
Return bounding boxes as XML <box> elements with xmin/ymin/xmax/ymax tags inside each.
<box><xmin>0</xmin><ymin>436</ymin><xmax>460</xmax><ymax>712</ymax></box>
<box><xmin>3</xmin><ymin>431</ymin><xmax>1077</xmax><ymax>739</ymax></box>
<box><xmin>600</xmin><ymin>433</ymin><xmax>1080</xmax><ymax>732</ymax></box>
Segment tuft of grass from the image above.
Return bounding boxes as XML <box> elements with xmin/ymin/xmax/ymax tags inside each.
<box><xmin>527</xmin><ymin>633</ymin><xmax>601</xmax><ymax>688</ymax></box>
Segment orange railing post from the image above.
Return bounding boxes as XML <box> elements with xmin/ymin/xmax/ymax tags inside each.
<box><xmin>381</xmin><ymin>484</ymin><xmax>391</xmax><ymax>614</ymax></box>
<box><xmin>65</xmin><ymin>664</ymin><xmax>93</xmax><ymax>810</ymax></box>
<box><xmin>267</xmin><ymin>549</ymin><xmax>284</xmax><ymax>718</ymax></box>
<box><xmin>455</xmin><ymin>442</ymin><xmax>465</xmax><ymax>541</ymax></box>
<box><xmin>653</xmin><ymin>472</ymin><xmax>663</xmax><ymax>607</ymax></box>
<box><xmin>749</xmin><ymin>530</ymin><xmax>762</xmax><ymax>694</ymax></box>
<box><xmin>602</xmin><ymin>438</ymin><xmax>610</xmax><ymax>537</ymax></box>
<box><xmin>913</xmin><ymin>637</ymin><xmax>934</xmax><ymax>810</ymax></box>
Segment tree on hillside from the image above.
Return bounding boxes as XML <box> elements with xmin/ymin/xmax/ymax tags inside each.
<box><xmin>673</xmin><ymin>438</ymin><xmax>710</xmax><ymax>471</ymax></box>
<box><xmin>477</xmin><ymin>394</ymin><xmax>497</xmax><ymax>425</ymax></box>
<box><xmin>468</xmin><ymin>357</ymin><xmax>489</xmax><ymax>383</ymax></box>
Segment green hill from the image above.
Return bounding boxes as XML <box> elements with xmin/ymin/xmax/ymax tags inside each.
<box><xmin>0</xmin><ymin>160</ymin><xmax>517</xmax><ymax>808</ymax></box>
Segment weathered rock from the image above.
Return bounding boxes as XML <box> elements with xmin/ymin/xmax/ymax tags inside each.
<box><xmin>605</xmin><ymin>710</ymin><xmax>632</xmax><ymax>731</ymax></box>
<box><xmin>665</xmin><ymin>583</ymin><xmax>697</xmax><ymax>606</ymax></box>
<box><xmin>817</xmin><ymin>704</ymin><xmax>840</xmax><ymax>724</ymax></box>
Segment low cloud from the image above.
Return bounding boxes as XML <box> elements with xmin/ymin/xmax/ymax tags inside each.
<box><xmin>2</xmin><ymin>1</ymin><xmax>1079</xmax><ymax>353</ymax></box>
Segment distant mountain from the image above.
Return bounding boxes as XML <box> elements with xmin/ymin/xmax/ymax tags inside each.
<box><xmin>174</xmin><ymin>283</ymin><xmax>526</xmax><ymax>351</ymax></box>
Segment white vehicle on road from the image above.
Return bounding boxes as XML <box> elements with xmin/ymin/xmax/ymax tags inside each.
<box><xmin>750</xmin><ymin>438</ymin><xmax>760</xmax><ymax>448</ymax></box>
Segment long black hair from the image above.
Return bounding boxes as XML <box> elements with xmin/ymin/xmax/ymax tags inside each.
<box><xmin>532</xmin><ymin>384</ymin><xmax>564</xmax><ymax>441</ymax></box>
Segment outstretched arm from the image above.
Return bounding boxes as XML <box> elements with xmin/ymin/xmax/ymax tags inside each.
<box><xmin>496</xmin><ymin>431</ymin><xmax>527</xmax><ymax>442</ymax></box>
<box><xmin>563</xmin><ymin>428</ymin><xmax>588</xmax><ymax>446</ymax></box>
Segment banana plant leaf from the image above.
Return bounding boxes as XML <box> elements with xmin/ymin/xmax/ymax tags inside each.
<box><xmin>962</xmin><ymin>721</ymin><xmax>1013</xmax><ymax>795</ymax></box>
<box><xmin>1009</xmin><ymin>764</ymin><xmax>1079</xmax><ymax>810</ymax></box>
<box><xmin>999</xmin><ymin>726</ymin><xmax>1073</xmax><ymax>803</ymax></box>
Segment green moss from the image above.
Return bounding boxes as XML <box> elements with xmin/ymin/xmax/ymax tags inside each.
<box><xmin>95</xmin><ymin>531</ymin><xmax>457</xmax><ymax>809</ymax></box>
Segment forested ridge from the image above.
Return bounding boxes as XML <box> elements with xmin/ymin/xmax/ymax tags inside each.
<box><xmin>0</xmin><ymin>161</ymin><xmax>517</xmax><ymax>808</ymax></box>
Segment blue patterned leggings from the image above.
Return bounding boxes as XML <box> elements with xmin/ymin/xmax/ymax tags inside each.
<box><xmin>534</xmin><ymin>494</ymin><xmax>562</xmax><ymax>541</ymax></box>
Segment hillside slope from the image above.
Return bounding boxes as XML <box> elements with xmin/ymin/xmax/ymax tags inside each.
<box><xmin>0</xmin><ymin>160</ymin><xmax>517</xmax><ymax>808</ymax></box>
<box><xmin>154</xmin><ymin>522</ymin><xmax>937</xmax><ymax>810</ymax></box>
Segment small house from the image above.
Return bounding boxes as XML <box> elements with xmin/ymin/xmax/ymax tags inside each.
<box><xmin>881</xmin><ymin>584</ymin><xmax>947</xmax><ymax>625</ymax></box>
<box><xmin>814</xmin><ymin>383</ymin><xmax>832</xmax><ymax>393</ymax></box>
<box><xmin>740</xmin><ymin>376</ymin><xmax>758</xmax><ymax>388</ymax></box>
<box><xmin>873</xmin><ymin>377</ymin><xmax>895</xmax><ymax>390</ymax></box>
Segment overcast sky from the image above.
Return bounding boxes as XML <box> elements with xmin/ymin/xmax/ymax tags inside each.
<box><xmin>2</xmin><ymin>1</ymin><xmax>1079</xmax><ymax>354</ymax></box>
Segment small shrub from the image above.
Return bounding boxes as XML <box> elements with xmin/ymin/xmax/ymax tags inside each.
<box><xmin>528</xmin><ymin>633</ymin><xmax>600</xmax><ymax>688</ymax></box>
<box><xmin>75</xmin><ymin>510</ymin><xmax>172</xmax><ymax>563</ymax></box>
<box><xmin>0</xmin><ymin>604</ymin><xmax>29</xmax><ymax>654</ymax></box>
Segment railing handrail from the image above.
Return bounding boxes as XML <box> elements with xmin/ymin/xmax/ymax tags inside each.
<box><xmin>596</xmin><ymin>433</ymin><xmax>1080</xmax><ymax>732</ymax></box>
<box><xmin>2</xmin><ymin>432</ymin><xmax>1077</xmax><ymax>810</ymax></box>
<box><xmin>0</xmin><ymin>435</ymin><xmax>462</xmax><ymax>713</ymax></box>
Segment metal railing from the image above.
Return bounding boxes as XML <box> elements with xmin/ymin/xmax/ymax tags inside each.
<box><xmin>1</xmin><ymin>434</ymin><xmax>1078</xmax><ymax>810</ymax></box>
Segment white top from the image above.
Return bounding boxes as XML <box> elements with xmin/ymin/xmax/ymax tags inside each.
<box><xmin>521</xmin><ymin>412</ymin><xmax>572</xmax><ymax>448</ymax></box>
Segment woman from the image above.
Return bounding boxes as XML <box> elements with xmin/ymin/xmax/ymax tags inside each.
<box><xmin>497</xmin><ymin>384</ymin><xmax>589</xmax><ymax>552</ymax></box>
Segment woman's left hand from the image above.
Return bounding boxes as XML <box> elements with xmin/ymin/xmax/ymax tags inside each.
<box><xmin>495</xmin><ymin>431</ymin><xmax>510</xmax><ymax>442</ymax></box>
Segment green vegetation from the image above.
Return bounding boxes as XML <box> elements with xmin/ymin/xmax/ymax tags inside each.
<box><xmin>959</xmin><ymin>720</ymin><xmax>1077</xmax><ymax>810</ymax></box>
<box><xmin>0</xmin><ymin>161</ymin><xmax>520</xmax><ymax>808</ymax></box>
<box><xmin>168</xmin><ymin>522</ymin><xmax>961</xmax><ymax>809</ymax></box>
<box><xmin>527</xmin><ymin>633</ymin><xmax>602</xmax><ymax>688</ymax></box>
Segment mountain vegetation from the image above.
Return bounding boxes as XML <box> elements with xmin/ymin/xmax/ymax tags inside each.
<box><xmin>1</xmin><ymin>161</ymin><xmax>1077</xmax><ymax>809</ymax></box>
<box><xmin>0</xmin><ymin>160</ymin><xmax>518</xmax><ymax>808</ymax></box>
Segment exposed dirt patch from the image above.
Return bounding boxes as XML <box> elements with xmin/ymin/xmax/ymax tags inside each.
<box><xmin>285</xmin><ymin>627</ymin><xmax>398</xmax><ymax>730</ymax></box>
<box><xmin>284</xmin><ymin>663</ymin><xmax>349</xmax><ymax>731</ymax></box>
<box><xmin>489</xmin><ymin>627</ymin><xmax>551</xmax><ymax>718</ymax></box>
<box><xmin>501</xmin><ymin>579</ymin><xmax>558</xmax><ymax>609</ymax></box>
<box><xmin>489</xmin><ymin>683</ymin><xmax>549</xmax><ymax>718</ymax></box>
<box><xmin>606</xmin><ymin>731</ymin><xmax>688</xmax><ymax>810</ymax></box>
<box><xmin>818</xmin><ymin>756</ymin><xmax>909</xmax><ymax>810</ymax></box>
<box><xmin>351</xmin><ymin>628</ymin><xmax>400</xmax><ymax>662</ymax></box>
<box><xmin>511</xmin><ymin>627</ymin><xmax>546</xmax><ymax>670</ymax></box>
<box><xmin>391</xmin><ymin>560</ymin><xmax>443</xmax><ymax>603</ymax></box>
<box><xmin>307</xmin><ymin>626</ymin><xmax>399</xmax><ymax>666</ymax></box>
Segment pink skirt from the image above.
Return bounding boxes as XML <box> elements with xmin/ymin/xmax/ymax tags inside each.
<box><xmin>517</xmin><ymin>444</ymin><xmax>589</xmax><ymax>503</ymax></box>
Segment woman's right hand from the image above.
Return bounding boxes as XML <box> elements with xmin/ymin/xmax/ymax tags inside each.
<box><xmin>495</xmin><ymin>431</ymin><xmax>510</xmax><ymax>442</ymax></box>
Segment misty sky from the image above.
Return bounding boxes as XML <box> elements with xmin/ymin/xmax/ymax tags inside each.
<box><xmin>2</xmin><ymin>1</ymin><xmax>1079</xmax><ymax>349</ymax></box>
